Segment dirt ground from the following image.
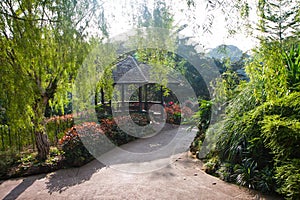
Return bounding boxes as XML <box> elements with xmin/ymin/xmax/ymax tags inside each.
<box><xmin>0</xmin><ymin>126</ymin><xmax>282</xmax><ymax>200</ymax></box>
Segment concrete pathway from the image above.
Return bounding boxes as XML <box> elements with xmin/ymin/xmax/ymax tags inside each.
<box><xmin>0</xmin><ymin>125</ymin><xmax>281</xmax><ymax>200</ymax></box>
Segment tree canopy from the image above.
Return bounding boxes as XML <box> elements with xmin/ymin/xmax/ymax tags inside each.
<box><xmin>0</xmin><ymin>0</ymin><xmax>100</xmax><ymax>160</ymax></box>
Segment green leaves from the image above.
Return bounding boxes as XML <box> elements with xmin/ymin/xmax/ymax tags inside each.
<box><xmin>196</xmin><ymin>8</ymin><xmax>300</xmax><ymax>196</ymax></box>
<box><xmin>0</xmin><ymin>0</ymin><xmax>99</xmax><ymax>159</ymax></box>
<box><xmin>275</xmin><ymin>159</ymin><xmax>300</xmax><ymax>200</ymax></box>
<box><xmin>262</xmin><ymin>115</ymin><xmax>300</xmax><ymax>161</ymax></box>
<box><xmin>232</xmin><ymin>158</ymin><xmax>259</xmax><ymax>189</ymax></box>
<box><xmin>283</xmin><ymin>44</ymin><xmax>300</xmax><ymax>91</ymax></box>
<box><xmin>257</xmin><ymin>0</ymin><xmax>300</xmax><ymax>42</ymax></box>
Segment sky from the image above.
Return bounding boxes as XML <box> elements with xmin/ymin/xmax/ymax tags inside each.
<box><xmin>100</xmin><ymin>0</ymin><xmax>258</xmax><ymax>53</ymax></box>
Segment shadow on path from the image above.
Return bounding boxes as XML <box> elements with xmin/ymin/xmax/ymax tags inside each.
<box><xmin>45</xmin><ymin>159</ymin><xmax>105</xmax><ymax>194</ymax></box>
<box><xmin>3</xmin><ymin>174</ymin><xmax>45</xmax><ymax>200</ymax></box>
<box><xmin>44</xmin><ymin>124</ymin><xmax>191</xmax><ymax>193</ymax></box>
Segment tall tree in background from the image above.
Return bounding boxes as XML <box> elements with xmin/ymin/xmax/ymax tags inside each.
<box><xmin>0</xmin><ymin>0</ymin><xmax>99</xmax><ymax>160</ymax></box>
<box><xmin>257</xmin><ymin>0</ymin><xmax>300</xmax><ymax>43</ymax></box>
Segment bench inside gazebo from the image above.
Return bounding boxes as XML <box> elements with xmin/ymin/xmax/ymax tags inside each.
<box><xmin>97</xmin><ymin>56</ymin><xmax>180</xmax><ymax>116</ymax></box>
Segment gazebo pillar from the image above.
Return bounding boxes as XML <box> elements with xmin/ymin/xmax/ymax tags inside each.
<box><xmin>101</xmin><ymin>88</ymin><xmax>104</xmax><ymax>105</ymax></box>
<box><xmin>144</xmin><ymin>84</ymin><xmax>148</xmax><ymax>111</ymax></box>
<box><xmin>160</xmin><ymin>85</ymin><xmax>164</xmax><ymax>120</ymax></box>
<box><xmin>121</xmin><ymin>84</ymin><xmax>125</xmax><ymax>110</ymax></box>
<box><xmin>160</xmin><ymin>85</ymin><xmax>164</xmax><ymax>105</ymax></box>
<box><xmin>138</xmin><ymin>85</ymin><xmax>142</xmax><ymax>112</ymax></box>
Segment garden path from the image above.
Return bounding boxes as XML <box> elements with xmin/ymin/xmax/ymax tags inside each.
<box><xmin>0</xmin><ymin>125</ymin><xmax>281</xmax><ymax>200</ymax></box>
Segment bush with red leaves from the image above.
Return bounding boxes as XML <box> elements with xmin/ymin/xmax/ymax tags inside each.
<box><xmin>59</xmin><ymin>113</ymin><xmax>150</xmax><ymax>166</ymax></box>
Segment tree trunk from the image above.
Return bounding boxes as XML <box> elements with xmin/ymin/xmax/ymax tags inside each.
<box><xmin>33</xmin><ymin>98</ymin><xmax>50</xmax><ymax>161</ymax></box>
<box><xmin>34</xmin><ymin>129</ymin><xmax>50</xmax><ymax>161</ymax></box>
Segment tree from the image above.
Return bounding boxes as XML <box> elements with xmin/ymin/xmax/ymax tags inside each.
<box><xmin>257</xmin><ymin>0</ymin><xmax>300</xmax><ymax>43</ymax></box>
<box><xmin>188</xmin><ymin>0</ymin><xmax>300</xmax><ymax>197</ymax></box>
<box><xmin>0</xmin><ymin>0</ymin><xmax>99</xmax><ymax>160</ymax></box>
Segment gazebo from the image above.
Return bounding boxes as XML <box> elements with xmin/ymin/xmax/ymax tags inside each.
<box><xmin>97</xmin><ymin>56</ymin><xmax>180</xmax><ymax>115</ymax></box>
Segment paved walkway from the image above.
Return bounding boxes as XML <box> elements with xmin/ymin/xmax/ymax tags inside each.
<box><xmin>0</xmin><ymin>125</ymin><xmax>281</xmax><ymax>200</ymax></box>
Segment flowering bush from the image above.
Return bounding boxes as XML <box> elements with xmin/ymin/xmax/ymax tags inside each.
<box><xmin>164</xmin><ymin>103</ymin><xmax>194</xmax><ymax>124</ymax></box>
<box><xmin>59</xmin><ymin>126</ymin><xmax>93</xmax><ymax>167</ymax></box>
<box><xmin>59</xmin><ymin>113</ymin><xmax>151</xmax><ymax>166</ymax></box>
<box><xmin>100</xmin><ymin>113</ymin><xmax>150</xmax><ymax>144</ymax></box>
<box><xmin>164</xmin><ymin>103</ymin><xmax>181</xmax><ymax>124</ymax></box>
<box><xmin>46</xmin><ymin>114</ymin><xmax>74</xmax><ymax>145</ymax></box>
<box><xmin>100</xmin><ymin>117</ymin><xmax>135</xmax><ymax>145</ymax></box>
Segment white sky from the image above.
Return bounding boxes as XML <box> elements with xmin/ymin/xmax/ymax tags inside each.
<box><xmin>100</xmin><ymin>0</ymin><xmax>258</xmax><ymax>52</ymax></box>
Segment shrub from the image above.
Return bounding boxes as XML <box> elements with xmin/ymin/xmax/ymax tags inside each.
<box><xmin>99</xmin><ymin>117</ymin><xmax>136</xmax><ymax>145</ymax></box>
<box><xmin>0</xmin><ymin>150</ymin><xmax>20</xmax><ymax>179</ymax></box>
<box><xmin>256</xmin><ymin>167</ymin><xmax>276</xmax><ymax>194</ymax></box>
<box><xmin>275</xmin><ymin>159</ymin><xmax>300</xmax><ymax>200</ymax></box>
<box><xmin>59</xmin><ymin>113</ymin><xmax>152</xmax><ymax>166</ymax></box>
<box><xmin>217</xmin><ymin>162</ymin><xmax>234</xmax><ymax>182</ymax></box>
<box><xmin>100</xmin><ymin>113</ymin><xmax>153</xmax><ymax>143</ymax></box>
<box><xmin>164</xmin><ymin>103</ymin><xmax>181</xmax><ymax>124</ymax></box>
<box><xmin>59</xmin><ymin>126</ymin><xmax>93</xmax><ymax>167</ymax></box>
<box><xmin>193</xmin><ymin>43</ymin><xmax>300</xmax><ymax>199</ymax></box>
<box><xmin>45</xmin><ymin>114</ymin><xmax>74</xmax><ymax>145</ymax></box>
<box><xmin>231</xmin><ymin>158</ymin><xmax>259</xmax><ymax>189</ymax></box>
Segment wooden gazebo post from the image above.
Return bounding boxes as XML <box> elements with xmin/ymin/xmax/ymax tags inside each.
<box><xmin>160</xmin><ymin>85</ymin><xmax>164</xmax><ymax>120</ymax></box>
<box><xmin>121</xmin><ymin>84</ymin><xmax>125</xmax><ymax>111</ymax></box>
<box><xmin>144</xmin><ymin>84</ymin><xmax>148</xmax><ymax>111</ymax></box>
<box><xmin>101</xmin><ymin>88</ymin><xmax>105</xmax><ymax>105</ymax></box>
<box><xmin>138</xmin><ymin>85</ymin><xmax>143</xmax><ymax>112</ymax></box>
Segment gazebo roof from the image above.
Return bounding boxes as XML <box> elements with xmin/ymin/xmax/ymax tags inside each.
<box><xmin>113</xmin><ymin>56</ymin><xmax>147</xmax><ymax>84</ymax></box>
<box><xmin>112</xmin><ymin>56</ymin><xmax>180</xmax><ymax>84</ymax></box>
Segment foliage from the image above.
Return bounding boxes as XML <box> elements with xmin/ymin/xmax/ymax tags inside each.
<box><xmin>99</xmin><ymin>117</ymin><xmax>136</xmax><ymax>145</ymax></box>
<box><xmin>59</xmin><ymin>113</ymin><xmax>153</xmax><ymax>167</ymax></box>
<box><xmin>202</xmin><ymin>156</ymin><xmax>220</xmax><ymax>175</ymax></box>
<box><xmin>275</xmin><ymin>159</ymin><xmax>300</xmax><ymax>200</ymax></box>
<box><xmin>214</xmin><ymin>44</ymin><xmax>300</xmax><ymax>195</ymax></box>
<box><xmin>163</xmin><ymin>102</ymin><xmax>194</xmax><ymax>125</ymax></box>
<box><xmin>59</xmin><ymin>127</ymin><xmax>93</xmax><ymax>167</ymax></box>
<box><xmin>261</xmin><ymin>113</ymin><xmax>300</xmax><ymax>162</ymax></box>
<box><xmin>257</xmin><ymin>0</ymin><xmax>300</xmax><ymax>42</ymax></box>
<box><xmin>187</xmin><ymin>0</ymin><xmax>300</xmax><ymax>199</ymax></box>
<box><xmin>283</xmin><ymin>44</ymin><xmax>300</xmax><ymax>91</ymax></box>
<box><xmin>0</xmin><ymin>150</ymin><xmax>21</xmax><ymax>179</ymax></box>
<box><xmin>45</xmin><ymin>114</ymin><xmax>74</xmax><ymax>145</ymax></box>
<box><xmin>0</xmin><ymin>147</ymin><xmax>64</xmax><ymax>179</ymax></box>
<box><xmin>231</xmin><ymin>158</ymin><xmax>259</xmax><ymax>189</ymax></box>
<box><xmin>164</xmin><ymin>103</ymin><xmax>181</xmax><ymax>124</ymax></box>
<box><xmin>0</xmin><ymin>0</ymin><xmax>100</xmax><ymax>160</ymax></box>
<box><xmin>188</xmin><ymin>99</ymin><xmax>212</xmax><ymax>155</ymax></box>
<box><xmin>192</xmin><ymin>18</ymin><xmax>300</xmax><ymax>197</ymax></box>
<box><xmin>189</xmin><ymin>99</ymin><xmax>212</xmax><ymax>130</ymax></box>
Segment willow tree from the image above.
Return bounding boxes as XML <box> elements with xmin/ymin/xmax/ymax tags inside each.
<box><xmin>134</xmin><ymin>1</ymin><xmax>178</xmax><ymax>86</ymax></box>
<box><xmin>0</xmin><ymin>0</ymin><xmax>99</xmax><ymax>160</ymax></box>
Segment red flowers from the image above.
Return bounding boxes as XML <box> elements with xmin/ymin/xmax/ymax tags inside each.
<box><xmin>46</xmin><ymin>114</ymin><xmax>74</xmax><ymax>124</ymax></box>
<box><xmin>164</xmin><ymin>103</ymin><xmax>181</xmax><ymax>124</ymax></box>
<box><xmin>164</xmin><ymin>102</ymin><xmax>194</xmax><ymax>124</ymax></box>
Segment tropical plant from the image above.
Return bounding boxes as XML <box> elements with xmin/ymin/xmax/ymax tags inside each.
<box><xmin>191</xmin><ymin>2</ymin><xmax>300</xmax><ymax>197</ymax></box>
